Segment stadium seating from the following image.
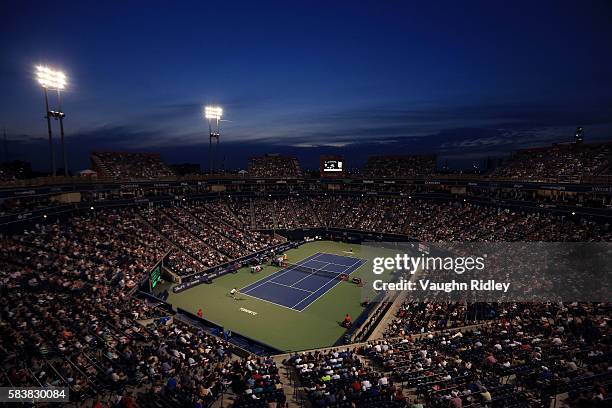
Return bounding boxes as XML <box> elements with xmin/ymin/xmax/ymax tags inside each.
<box><xmin>0</xmin><ymin>207</ymin><xmax>287</xmax><ymax>407</ymax></box>
<box><xmin>1</xmin><ymin>194</ymin><xmax>610</xmax><ymax>406</ymax></box>
<box><xmin>248</xmin><ymin>155</ymin><xmax>303</xmax><ymax>178</ymax></box>
<box><xmin>224</xmin><ymin>195</ymin><xmax>612</xmax><ymax>242</ymax></box>
<box><xmin>91</xmin><ymin>151</ymin><xmax>176</xmax><ymax>180</ymax></box>
<box><xmin>364</xmin><ymin>155</ymin><xmax>437</xmax><ymax>178</ymax></box>
<box><xmin>369</xmin><ymin>302</ymin><xmax>611</xmax><ymax>407</ymax></box>
<box><xmin>489</xmin><ymin>143</ymin><xmax>612</xmax><ymax>180</ymax></box>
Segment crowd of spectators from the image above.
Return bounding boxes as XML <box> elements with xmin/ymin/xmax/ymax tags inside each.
<box><xmin>263</xmin><ymin>196</ymin><xmax>320</xmax><ymax>229</ymax></box>
<box><xmin>308</xmin><ymin>195</ymin><xmax>358</xmax><ymax>228</ymax></box>
<box><xmin>1</xmin><ymin>194</ymin><xmax>610</xmax><ymax>407</ymax></box>
<box><xmin>386</xmin><ymin>303</ymin><xmax>475</xmax><ymax>338</ymax></box>
<box><xmin>252</xmin><ymin>199</ymin><xmax>276</xmax><ymax>229</ymax></box>
<box><xmin>140</xmin><ymin>204</ymin><xmax>282</xmax><ymax>274</ymax></box>
<box><xmin>227</xmin><ymin>356</ymin><xmax>287</xmax><ymax>407</ymax></box>
<box><xmin>198</xmin><ymin>201</ymin><xmax>246</xmax><ymax>229</ymax></box>
<box><xmin>364</xmin><ymin>155</ymin><xmax>437</xmax><ymax>178</ymax></box>
<box><xmin>165</xmin><ymin>248</ymin><xmax>207</xmax><ymax>277</ymax></box>
<box><xmin>0</xmin><ymin>207</ymin><xmax>290</xmax><ymax>407</ymax></box>
<box><xmin>91</xmin><ymin>152</ymin><xmax>176</xmax><ymax>180</ymax></box>
<box><xmin>370</xmin><ymin>302</ymin><xmax>611</xmax><ymax>407</ymax></box>
<box><xmin>285</xmin><ymin>348</ymin><xmax>405</xmax><ymax>408</ymax></box>
<box><xmin>489</xmin><ymin>143</ymin><xmax>612</xmax><ymax>180</ymax></box>
<box><xmin>226</xmin><ymin>197</ymin><xmax>255</xmax><ymax>229</ymax></box>
<box><xmin>232</xmin><ymin>195</ymin><xmax>611</xmax><ymax>242</ymax></box>
<box><xmin>141</xmin><ymin>207</ymin><xmax>228</xmax><ymax>269</ymax></box>
<box><xmin>162</xmin><ymin>206</ymin><xmax>248</xmax><ymax>259</ymax></box>
<box><xmin>189</xmin><ymin>202</ymin><xmax>283</xmax><ymax>252</ymax></box>
<box><xmin>248</xmin><ymin>155</ymin><xmax>303</xmax><ymax>178</ymax></box>
<box><xmin>0</xmin><ymin>213</ymin><xmax>208</xmax><ymax>405</ymax></box>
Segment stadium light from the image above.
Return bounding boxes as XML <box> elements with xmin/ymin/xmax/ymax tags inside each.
<box><xmin>36</xmin><ymin>66</ymin><xmax>66</xmax><ymax>90</ymax></box>
<box><xmin>204</xmin><ymin>106</ymin><xmax>223</xmax><ymax>120</ymax></box>
<box><xmin>35</xmin><ymin>65</ymin><xmax>69</xmax><ymax>177</ymax></box>
<box><xmin>204</xmin><ymin>105</ymin><xmax>223</xmax><ymax>174</ymax></box>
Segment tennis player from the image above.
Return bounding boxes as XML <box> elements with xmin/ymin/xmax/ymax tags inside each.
<box><xmin>230</xmin><ymin>287</ymin><xmax>238</xmax><ymax>299</ymax></box>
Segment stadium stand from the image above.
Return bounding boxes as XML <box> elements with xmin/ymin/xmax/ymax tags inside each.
<box><xmin>226</xmin><ymin>197</ymin><xmax>256</xmax><ymax>229</ymax></box>
<box><xmin>280</xmin><ymin>299</ymin><xmax>611</xmax><ymax>407</ymax></box>
<box><xmin>372</xmin><ymin>302</ymin><xmax>611</xmax><ymax>407</ymax></box>
<box><xmin>226</xmin><ymin>195</ymin><xmax>612</xmax><ymax>242</ymax></box>
<box><xmin>248</xmin><ymin>154</ymin><xmax>303</xmax><ymax>178</ymax></box>
<box><xmin>1</xmin><ymin>182</ymin><xmax>610</xmax><ymax>406</ymax></box>
<box><xmin>286</xmin><ymin>347</ymin><xmax>406</xmax><ymax>408</ymax></box>
<box><xmin>188</xmin><ymin>201</ymin><xmax>283</xmax><ymax>253</ymax></box>
<box><xmin>141</xmin><ymin>206</ymin><xmax>229</xmax><ymax>268</ymax></box>
<box><xmin>0</xmin><ymin>206</ymin><xmax>288</xmax><ymax>407</ymax></box>
<box><xmin>489</xmin><ymin>142</ymin><xmax>612</xmax><ymax>181</ymax></box>
<box><xmin>91</xmin><ymin>152</ymin><xmax>176</xmax><ymax>180</ymax></box>
<box><xmin>364</xmin><ymin>155</ymin><xmax>437</xmax><ymax>178</ymax></box>
<box><xmin>274</xmin><ymin>196</ymin><xmax>320</xmax><ymax>229</ymax></box>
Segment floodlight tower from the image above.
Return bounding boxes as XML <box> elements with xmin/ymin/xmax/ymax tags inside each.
<box><xmin>205</xmin><ymin>106</ymin><xmax>222</xmax><ymax>174</ymax></box>
<box><xmin>55</xmin><ymin>87</ymin><xmax>68</xmax><ymax>176</ymax></box>
<box><xmin>35</xmin><ymin>66</ymin><xmax>68</xmax><ymax>176</ymax></box>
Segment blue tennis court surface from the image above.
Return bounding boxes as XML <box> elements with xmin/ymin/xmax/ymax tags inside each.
<box><xmin>240</xmin><ymin>252</ymin><xmax>366</xmax><ymax>312</ymax></box>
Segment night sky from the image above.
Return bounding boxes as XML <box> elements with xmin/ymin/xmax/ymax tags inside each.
<box><xmin>2</xmin><ymin>0</ymin><xmax>612</xmax><ymax>172</ymax></box>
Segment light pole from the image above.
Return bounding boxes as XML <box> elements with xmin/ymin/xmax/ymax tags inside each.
<box><xmin>56</xmin><ymin>89</ymin><xmax>68</xmax><ymax>176</ymax></box>
<box><xmin>204</xmin><ymin>106</ymin><xmax>222</xmax><ymax>174</ymax></box>
<box><xmin>36</xmin><ymin>66</ymin><xmax>67</xmax><ymax>176</ymax></box>
<box><xmin>42</xmin><ymin>84</ymin><xmax>55</xmax><ymax>176</ymax></box>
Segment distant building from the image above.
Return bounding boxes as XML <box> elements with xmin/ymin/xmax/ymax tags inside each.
<box><xmin>575</xmin><ymin>127</ymin><xmax>584</xmax><ymax>144</ymax></box>
<box><xmin>78</xmin><ymin>169</ymin><xmax>98</xmax><ymax>178</ymax></box>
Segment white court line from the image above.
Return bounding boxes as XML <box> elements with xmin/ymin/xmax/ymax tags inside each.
<box><xmin>326</xmin><ymin>253</ymin><xmax>363</xmax><ymax>260</ymax></box>
<box><xmin>287</xmin><ymin>262</ymin><xmax>332</xmax><ymax>288</ymax></box>
<box><xmin>297</xmin><ymin>259</ymin><xmax>367</xmax><ymax>312</ymax></box>
<box><xmin>240</xmin><ymin>291</ymin><xmax>303</xmax><ymax>312</ymax></box>
<box><xmin>314</xmin><ymin>252</ymin><xmax>366</xmax><ymax>266</ymax></box>
<box><xmin>268</xmin><ymin>281</ymin><xmax>314</xmax><ymax>293</ymax></box>
<box><xmin>240</xmin><ymin>253</ymin><xmax>365</xmax><ymax>313</ymax></box>
<box><xmin>308</xmin><ymin>252</ymin><xmax>325</xmax><ymax>262</ymax></box>
<box><xmin>306</xmin><ymin>260</ymin><xmax>357</xmax><ymax>268</ymax></box>
<box><xmin>240</xmin><ymin>252</ymin><xmax>323</xmax><ymax>294</ymax></box>
<box><xmin>291</xmin><ymin>258</ymin><xmax>364</xmax><ymax>310</ymax></box>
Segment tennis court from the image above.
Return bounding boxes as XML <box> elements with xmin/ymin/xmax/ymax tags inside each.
<box><xmin>164</xmin><ymin>240</ymin><xmax>400</xmax><ymax>351</ymax></box>
<box><xmin>240</xmin><ymin>252</ymin><xmax>366</xmax><ymax>312</ymax></box>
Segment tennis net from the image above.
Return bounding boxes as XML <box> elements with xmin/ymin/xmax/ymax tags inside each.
<box><xmin>284</xmin><ymin>262</ymin><xmax>348</xmax><ymax>280</ymax></box>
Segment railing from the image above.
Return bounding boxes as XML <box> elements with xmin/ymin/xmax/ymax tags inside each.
<box><xmin>2</xmin><ymin>171</ymin><xmax>611</xmax><ymax>189</ymax></box>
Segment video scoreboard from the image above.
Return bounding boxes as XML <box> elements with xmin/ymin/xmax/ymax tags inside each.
<box><xmin>150</xmin><ymin>262</ymin><xmax>162</xmax><ymax>289</ymax></box>
<box><xmin>320</xmin><ymin>155</ymin><xmax>345</xmax><ymax>178</ymax></box>
<box><xmin>323</xmin><ymin>160</ymin><xmax>343</xmax><ymax>172</ymax></box>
